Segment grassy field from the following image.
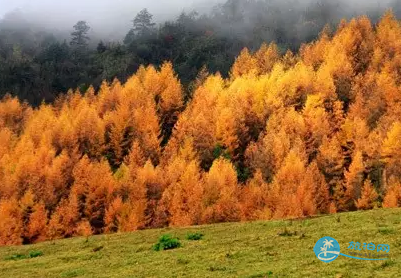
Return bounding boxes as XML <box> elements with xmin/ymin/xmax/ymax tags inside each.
<box><xmin>0</xmin><ymin>209</ymin><xmax>400</xmax><ymax>278</ymax></box>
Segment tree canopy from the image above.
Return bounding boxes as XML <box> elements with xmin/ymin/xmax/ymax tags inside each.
<box><xmin>2</xmin><ymin>11</ymin><xmax>401</xmax><ymax>245</ymax></box>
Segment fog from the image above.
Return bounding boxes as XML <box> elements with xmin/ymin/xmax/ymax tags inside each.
<box><xmin>0</xmin><ymin>0</ymin><xmax>224</xmax><ymax>40</ymax></box>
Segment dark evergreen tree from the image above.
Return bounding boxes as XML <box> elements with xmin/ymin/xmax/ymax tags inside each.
<box><xmin>132</xmin><ymin>9</ymin><xmax>156</xmax><ymax>37</ymax></box>
<box><xmin>70</xmin><ymin>21</ymin><xmax>90</xmax><ymax>48</ymax></box>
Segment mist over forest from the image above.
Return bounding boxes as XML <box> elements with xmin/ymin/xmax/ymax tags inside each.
<box><xmin>0</xmin><ymin>0</ymin><xmax>400</xmax><ymax>104</ymax></box>
<box><xmin>0</xmin><ymin>0</ymin><xmax>225</xmax><ymax>41</ymax></box>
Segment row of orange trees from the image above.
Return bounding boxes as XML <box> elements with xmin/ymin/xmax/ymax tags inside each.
<box><xmin>1</xmin><ymin>12</ymin><xmax>401</xmax><ymax>245</ymax></box>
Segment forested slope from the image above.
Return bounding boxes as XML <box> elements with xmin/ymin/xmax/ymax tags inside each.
<box><xmin>1</xmin><ymin>12</ymin><xmax>401</xmax><ymax>246</ymax></box>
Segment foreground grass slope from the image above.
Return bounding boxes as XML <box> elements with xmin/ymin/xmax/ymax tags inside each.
<box><xmin>1</xmin><ymin>209</ymin><xmax>400</xmax><ymax>278</ymax></box>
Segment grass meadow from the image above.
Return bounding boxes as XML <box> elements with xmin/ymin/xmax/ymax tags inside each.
<box><xmin>1</xmin><ymin>208</ymin><xmax>400</xmax><ymax>278</ymax></box>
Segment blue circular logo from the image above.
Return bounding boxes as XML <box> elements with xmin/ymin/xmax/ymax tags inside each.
<box><xmin>314</xmin><ymin>236</ymin><xmax>340</xmax><ymax>263</ymax></box>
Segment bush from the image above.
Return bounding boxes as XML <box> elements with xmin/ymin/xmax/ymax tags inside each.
<box><xmin>28</xmin><ymin>250</ymin><xmax>43</xmax><ymax>258</ymax></box>
<box><xmin>186</xmin><ymin>232</ymin><xmax>204</xmax><ymax>241</ymax></box>
<box><xmin>5</xmin><ymin>250</ymin><xmax>43</xmax><ymax>260</ymax></box>
<box><xmin>152</xmin><ymin>234</ymin><xmax>181</xmax><ymax>251</ymax></box>
<box><xmin>5</xmin><ymin>254</ymin><xmax>26</xmax><ymax>261</ymax></box>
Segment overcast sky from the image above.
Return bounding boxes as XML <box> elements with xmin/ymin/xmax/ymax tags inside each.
<box><xmin>0</xmin><ymin>0</ymin><xmax>221</xmax><ymax>18</ymax></box>
<box><xmin>0</xmin><ymin>0</ymin><xmax>223</xmax><ymax>40</ymax></box>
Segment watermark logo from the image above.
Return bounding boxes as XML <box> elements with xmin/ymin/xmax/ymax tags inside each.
<box><xmin>314</xmin><ymin>236</ymin><xmax>340</xmax><ymax>263</ymax></box>
<box><xmin>314</xmin><ymin>237</ymin><xmax>390</xmax><ymax>262</ymax></box>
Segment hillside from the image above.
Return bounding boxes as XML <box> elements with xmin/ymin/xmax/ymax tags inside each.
<box><xmin>0</xmin><ymin>208</ymin><xmax>400</xmax><ymax>278</ymax></box>
<box><xmin>2</xmin><ymin>12</ymin><xmax>401</xmax><ymax>246</ymax></box>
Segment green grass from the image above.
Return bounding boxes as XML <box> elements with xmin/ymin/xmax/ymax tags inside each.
<box><xmin>1</xmin><ymin>209</ymin><xmax>401</xmax><ymax>278</ymax></box>
<box><xmin>186</xmin><ymin>232</ymin><xmax>204</xmax><ymax>241</ymax></box>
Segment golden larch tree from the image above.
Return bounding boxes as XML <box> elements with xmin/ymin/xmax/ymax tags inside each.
<box><xmin>231</xmin><ymin>48</ymin><xmax>258</xmax><ymax>78</ymax></box>
<box><xmin>202</xmin><ymin>158</ymin><xmax>241</xmax><ymax>223</ymax></box>
<box><xmin>0</xmin><ymin>198</ymin><xmax>23</xmax><ymax>246</ymax></box>
<box><xmin>356</xmin><ymin>180</ymin><xmax>379</xmax><ymax>210</ymax></box>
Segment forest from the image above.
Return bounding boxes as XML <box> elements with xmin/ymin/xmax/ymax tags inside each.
<box><xmin>1</xmin><ymin>4</ymin><xmax>401</xmax><ymax>245</ymax></box>
<box><xmin>0</xmin><ymin>0</ymin><xmax>401</xmax><ymax>245</ymax></box>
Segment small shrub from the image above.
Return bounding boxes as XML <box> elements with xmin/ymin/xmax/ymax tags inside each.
<box><xmin>28</xmin><ymin>250</ymin><xmax>43</xmax><ymax>258</ymax></box>
<box><xmin>153</xmin><ymin>234</ymin><xmax>181</xmax><ymax>251</ymax></box>
<box><xmin>5</xmin><ymin>250</ymin><xmax>43</xmax><ymax>261</ymax></box>
<box><xmin>186</xmin><ymin>232</ymin><xmax>204</xmax><ymax>241</ymax></box>
<box><xmin>5</xmin><ymin>254</ymin><xmax>26</xmax><ymax>261</ymax></box>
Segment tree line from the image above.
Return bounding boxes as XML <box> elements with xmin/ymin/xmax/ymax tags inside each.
<box><xmin>1</xmin><ymin>0</ymin><xmax>400</xmax><ymax>105</ymax></box>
